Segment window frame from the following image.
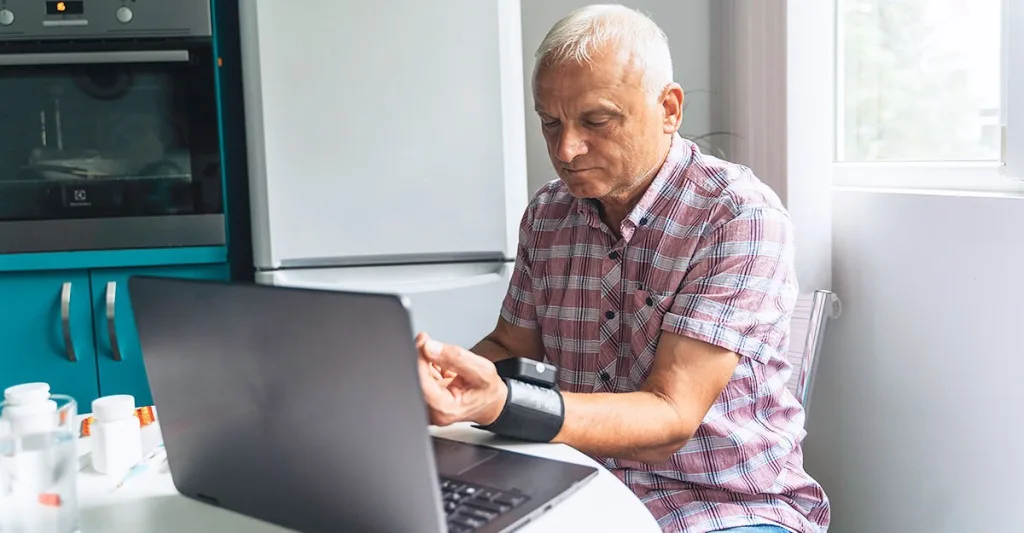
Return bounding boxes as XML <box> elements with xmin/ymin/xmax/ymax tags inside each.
<box><xmin>830</xmin><ymin>0</ymin><xmax>1024</xmax><ymax>193</ymax></box>
<box><xmin>1006</xmin><ymin>0</ymin><xmax>1023</xmax><ymax>182</ymax></box>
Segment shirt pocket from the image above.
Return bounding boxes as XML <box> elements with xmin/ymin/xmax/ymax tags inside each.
<box><xmin>623</xmin><ymin>288</ymin><xmax>675</xmax><ymax>385</ymax></box>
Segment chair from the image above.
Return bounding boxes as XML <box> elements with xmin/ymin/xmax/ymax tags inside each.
<box><xmin>784</xmin><ymin>289</ymin><xmax>841</xmax><ymax>412</ymax></box>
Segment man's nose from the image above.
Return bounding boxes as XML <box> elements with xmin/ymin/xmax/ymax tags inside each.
<box><xmin>554</xmin><ymin>125</ymin><xmax>588</xmax><ymax>164</ymax></box>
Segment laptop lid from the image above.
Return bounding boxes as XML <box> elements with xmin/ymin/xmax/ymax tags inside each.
<box><xmin>128</xmin><ymin>276</ymin><xmax>447</xmax><ymax>533</ymax></box>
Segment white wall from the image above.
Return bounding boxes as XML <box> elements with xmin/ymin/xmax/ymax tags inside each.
<box><xmin>804</xmin><ymin>188</ymin><xmax>1024</xmax><ymax>532</ymax></box>
<box><xmin>519</xmin><ymin>0</ymin><xmax>712</xmax><ymax>194</ymax></box>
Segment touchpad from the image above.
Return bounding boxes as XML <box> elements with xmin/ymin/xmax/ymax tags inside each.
<box><xmin>432</xmin><ymin>437</ymin><xmax>499</xmax><ymax>476</ymax></box>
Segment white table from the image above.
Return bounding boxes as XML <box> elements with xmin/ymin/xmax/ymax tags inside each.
<box><xmin>75</xmin><ymin>422</ymin><xmax>660</xmax><ymax>532</ymax></box>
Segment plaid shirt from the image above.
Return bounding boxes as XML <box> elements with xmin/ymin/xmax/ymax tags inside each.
<box><xmin>500</xmin><ymin>135</ymin><xmax>830</xmax><ymax>532</ymax></box>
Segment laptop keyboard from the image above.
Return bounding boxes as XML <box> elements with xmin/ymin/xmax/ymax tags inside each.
<box><xmin>439</xmin><ymin>477</ymin><xmax>528</xmax><ymax>532</ymax></box>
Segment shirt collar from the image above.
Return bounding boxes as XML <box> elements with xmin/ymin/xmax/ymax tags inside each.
<box><xmin>576</xmin><ymin>133</ymin><xmax>692</xmax><ymax>240</ymax></box>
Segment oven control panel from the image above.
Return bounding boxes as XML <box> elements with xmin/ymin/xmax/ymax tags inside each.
<box><xmin>0</xmin><ymin>0</ymin><xmax>211</xmax><ymax>40</ymax></box>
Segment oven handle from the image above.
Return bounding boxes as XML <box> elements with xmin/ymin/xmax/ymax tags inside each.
<box><xmin>0</xmin><ymin>50</ymin><xmax>189</xmax><ymax>66</ymax></box>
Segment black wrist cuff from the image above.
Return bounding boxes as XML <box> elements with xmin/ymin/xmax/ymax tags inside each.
<box><xmin>475</xmin><ymin>378</ymin><xmax>564</xmax><ymax>442</ymax></box>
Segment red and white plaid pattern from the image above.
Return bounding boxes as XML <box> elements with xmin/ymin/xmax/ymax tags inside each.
<box><xmin>500</xmin><ymin>135</ymin><xmax>830</xmax><ymax>532</ymax></box>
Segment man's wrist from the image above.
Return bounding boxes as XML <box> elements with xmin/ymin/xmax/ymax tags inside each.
<box><xmin>475</xmin><ymin>378</ymin><xmax>565</xmax><ymax>442</ymax></box>
<box><xmin>478</xmin><ymin>379</ymin><xmax>509</xmax><ymax>426</ymax></box>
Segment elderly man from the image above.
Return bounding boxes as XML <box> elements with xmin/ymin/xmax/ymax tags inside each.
<box><xmin>416</xmin><ymin>5</ymin><xmax>829</xmax><ymax>533</ymax></box>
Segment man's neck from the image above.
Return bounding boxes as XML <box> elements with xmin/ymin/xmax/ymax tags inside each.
<box><xmin>598</xmin><ymin>177</ymin><xmax>652</xmax><ymax>233</ymax></box>
<box><xmin>598</xmin><ymin>138</ymin><xmax>673</xmax><ymax>234</ymax></box>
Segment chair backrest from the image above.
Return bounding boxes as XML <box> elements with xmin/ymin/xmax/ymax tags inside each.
<box><xmin>784</xmin><ymin>289</ymin><xmax>841</xmax><ymax>412</ymax></box>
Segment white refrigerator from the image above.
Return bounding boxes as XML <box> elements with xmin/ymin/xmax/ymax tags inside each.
<box><xmin>237</xmin><ymin>0</ymin><xmax>529</xmax><ymax>348</ymax></box>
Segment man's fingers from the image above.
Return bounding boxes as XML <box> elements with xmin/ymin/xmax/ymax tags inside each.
<box><xmin>417</xmin><ymin>358</ymin><xmax>450</xmax><ymax>403</ymax></box>
<box><xmin>431</xmin><ymin>363</ymin><xmax>457</xmax><ymax>379</ymax></box>
<box><xmin>421</xmin><ymin>338</ymin><xmax>468</xmax><ymax>370</ymax></box>
<box><xmin>418</xmin><ymin>333</ymin><xmax>462</xmax><ymax>383</ymax></box>
<box><xmin>417</xmin><ymin>356</ymin><xmax>463</xmax><ymax>426</ymax></box>
<box><xmin>415</xmin><ymin>332</ymin><xmax>435</xmax><ymax>357</ymax></box>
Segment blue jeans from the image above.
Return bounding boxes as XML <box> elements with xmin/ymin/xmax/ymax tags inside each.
<box><xmin>713</xmin><ymin>526</ymin><xmax>792</xmax><ymax>533</ymax></box>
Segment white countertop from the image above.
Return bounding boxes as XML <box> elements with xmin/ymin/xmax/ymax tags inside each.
<box><xmin>74</xmin><ymin>421</ymin><xmax>660</xmax><ymax>532</ymax></box>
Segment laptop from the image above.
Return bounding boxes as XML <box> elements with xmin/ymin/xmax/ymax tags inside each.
<box><xmin>127</xmin><ymin>276</ymin><xmax>598</xmax><ymax>533</ymax></box>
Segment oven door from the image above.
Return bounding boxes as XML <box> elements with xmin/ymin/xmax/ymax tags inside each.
<box><xmin>0</xmin><ymin>42</ymin><xmax>225</xmax><ymax>254</ymax></box>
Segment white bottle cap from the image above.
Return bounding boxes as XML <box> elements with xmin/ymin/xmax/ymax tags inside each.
<box><xmin>4</xmin><ymin>383</ymin><xmax>51</xmax><ymax>405</ymax></box>
<box><xmin>92</xmin><ymin>395</ymin><xmax>136</xmax><ymax>422</ymax></box>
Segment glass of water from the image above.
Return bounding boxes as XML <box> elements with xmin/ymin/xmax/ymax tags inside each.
<box><xmin>0</xmin><ymin>394</ymin><xmax>79</xmax><ymax>533</ymax></box>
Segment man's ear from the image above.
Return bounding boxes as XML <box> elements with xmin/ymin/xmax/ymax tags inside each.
<box><xmin>661</xmin><ymin>83</ymin><xmax>684</xmax><ymax>134</ymax></box>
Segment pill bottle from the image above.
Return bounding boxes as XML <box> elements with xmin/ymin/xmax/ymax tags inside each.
<box><xmin>90</xmin><ymin>394</ymin><xmax>142</xmax><ymax>475</ymax></box>
<box><xmin>1</xmin><ymin>382</ymin><xmax>60</xmax><ymax>491</ymax></box>
<box><xmin>2</xmin><ymin>382</ymin><xmax>58</xmax><ymax>436</ymax></box>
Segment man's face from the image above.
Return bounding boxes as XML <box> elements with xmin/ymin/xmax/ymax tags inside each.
<box><xmin>533</xmin><ymin>47</ymin><xmax>678</xmax><ymax>202</ymax></box>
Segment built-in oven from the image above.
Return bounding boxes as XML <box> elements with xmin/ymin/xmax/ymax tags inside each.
<box><xmin>0</xmin><ymin>0</ymin><xmax>225</xmax><ymax>254</ymax></box>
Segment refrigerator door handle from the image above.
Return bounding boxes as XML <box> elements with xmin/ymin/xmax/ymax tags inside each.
<box><xmin>397</xmin><ymin>271</ymin><xmax>506</xmax><ymax>294</ymax></box>
<box><xmin>261</xmin><ymin>261</ymin><xmax>514</xmax><ymax>297</ymax></box>
<box><xmin>278</xmin><ymin>252</ymin><xmax>506</xmax><ymax>270</ymax></box>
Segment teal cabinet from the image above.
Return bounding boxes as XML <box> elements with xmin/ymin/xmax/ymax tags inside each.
<box><xmin>0</xmin><ymin>271</ymin><xmax>100</xmax><ymax>407</ymax></box>
<box><xmin>0</xmin><ymin>263</ymin><xmax>229</xmax><ymax>412</ymax></box>
<box><xmin>90</xmin><ymin>264</ymin><xmax>231</xmax><ymax>406</ymax></box>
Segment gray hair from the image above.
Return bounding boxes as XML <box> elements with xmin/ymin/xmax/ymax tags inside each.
<box><xmin>534</xmin><ymin>4</ymin><xmax>674</xmax><ymax>100</ymax></box>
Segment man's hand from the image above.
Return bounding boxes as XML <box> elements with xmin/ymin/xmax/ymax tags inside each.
<box><xmin>415</xmin><ymin>333</ymin><xmax>508</xmax><ymax>427</ymax></box>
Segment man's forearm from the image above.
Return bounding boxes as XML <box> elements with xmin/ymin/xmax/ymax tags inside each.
<box><xmin>470</xmin><ymin>336</ymin><xmax>542</xmax><ymax>364</ymax></box>
<box><xmin>552</xmin><ymin>391</ymin><xmax>696</xmax><ymax>463</ymax></box>
<box><xmin>469</xmin><ymin>337</ymin><xmax>515</xmax><ymax>363</ymax></box>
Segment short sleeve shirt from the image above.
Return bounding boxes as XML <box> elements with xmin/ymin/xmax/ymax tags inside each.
<box><xmin>500</xmin><ymin>135</ymin><xmax>830</xmax><ymax>533</ymax></box>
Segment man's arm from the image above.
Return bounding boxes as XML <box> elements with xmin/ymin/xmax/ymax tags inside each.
<box><xmin>551</xmin><ymin>332</ymin><xmax>739</xmax><ymax>463</ymax></box>
<box><xmin>549</xmin><ymin>206</ymin><xmax>794</xmax><ymax>462</ymax></box>
<box><xmin>470</xmin><ymin>311</ymin><xmax>739</xmax><ymax>461</ymax></box>
<box><xmin>470</xmin><ymin>318</ymin><xmax>545</xmax><ymax>363</ymax></box>
<box><xmin>548</xmin><ymin>206</ymin><xmax>795</xmax><ymax>462</ymax></box>
<box><xmin>420</xmin><ymin>328</ymin><xmax>740</xmax><ymax>463</ymax></box>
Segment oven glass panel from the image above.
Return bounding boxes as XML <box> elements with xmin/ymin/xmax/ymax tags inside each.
<box><xmin>0</xmin><ymin>48</ymin><xmax>223</xmax><ymax>222</ymax></box>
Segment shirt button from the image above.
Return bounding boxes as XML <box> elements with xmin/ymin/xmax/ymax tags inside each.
<box><xmin>605</xmin><ymin>311</ymin><xmax>615</xmax><ymax>320</ymax></box>
<box><xmin>608</xmin><ymin>251</ymin><xmax>619</xmax><ymax>260</ymax></box>
<box><xmin>600</xmin><ymin>372</ymin><xmax>611</xmax><ymax>382</ymax></box>
<box><xmin>639</xmin><ymin>217</ymin><xmax>649</xmax><ymax>226</ymax></box>
<box><xmin>645</xmin><ymin>297</ymin><xmax>654</xmax><ymax>306</ymax></box>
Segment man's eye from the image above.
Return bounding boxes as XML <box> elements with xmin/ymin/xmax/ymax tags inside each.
<box><xmin>585</xmin><ymin>119</ymin><xmax>609</xmax><ymax>128</ymax></box>
<box><xmin>542</xmin><ymin>119</ymin><xmax>560</xmax><ymax>128</ymax></box>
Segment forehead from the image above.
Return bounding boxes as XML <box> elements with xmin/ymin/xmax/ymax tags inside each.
<box><xmin>532</xmin><ymin>50</ymin><xmax>644</xmax><ymax>112</ymax></box>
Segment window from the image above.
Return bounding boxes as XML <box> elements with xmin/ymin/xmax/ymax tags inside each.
<box><xmin>837</xmin><ymin>0</ymin><xmax>1002</xmax><ymax>163</ymax></box>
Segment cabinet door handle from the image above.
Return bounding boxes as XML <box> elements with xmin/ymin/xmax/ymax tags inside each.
<box><xmin>60</xmin><ymin>282</ymin><xmax>77</xmax><ymax>362</ymax></box>
<box><xmin>106</xmin><ymin>281</ymin><xmax>123</xmax><ymax>362</ymax></box>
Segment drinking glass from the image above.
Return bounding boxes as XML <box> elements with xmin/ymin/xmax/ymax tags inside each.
<box><xmin>0</xmin><ymin>395</ymin><xmax>80</xmax><ymax>533</ymax></box>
